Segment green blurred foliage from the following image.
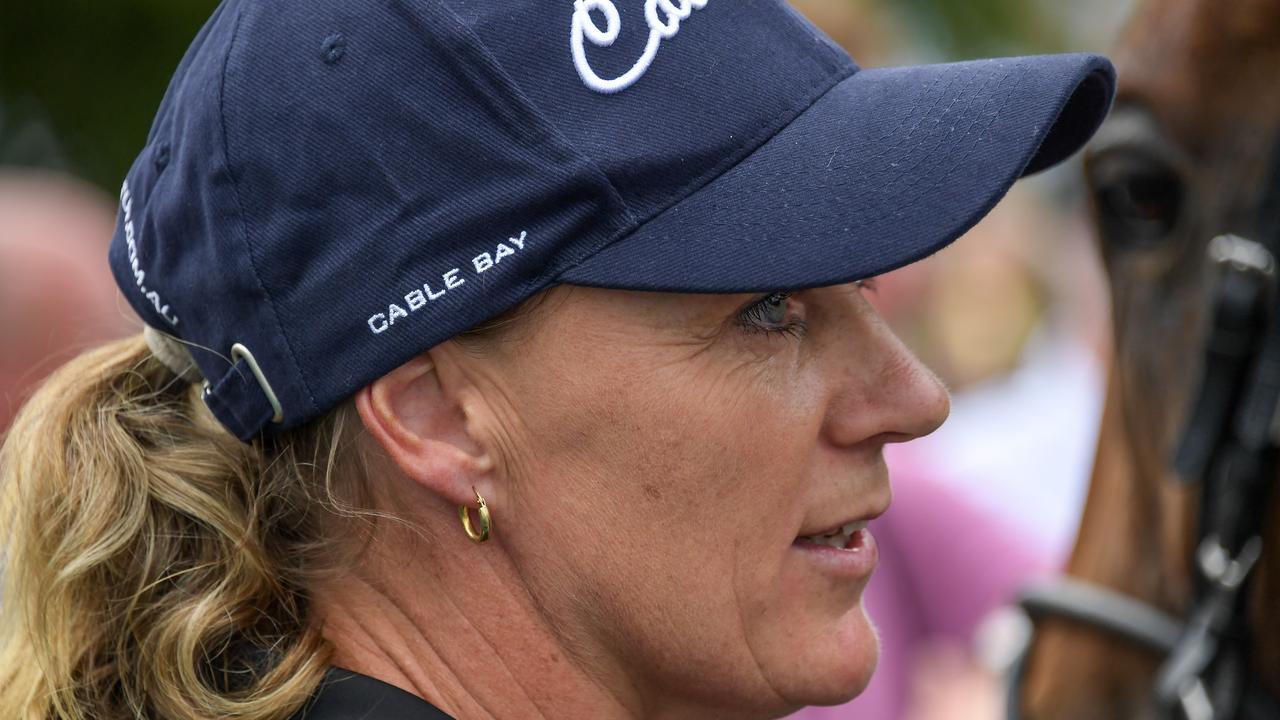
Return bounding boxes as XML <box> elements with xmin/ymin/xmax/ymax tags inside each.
<box><xmin>1</xmin><ymin>0</ymin><xmax>1064</xmax><ymax>192</ymax></box>
<box><xmin>0</xmin><ymin>0</ymin><xmax>219</xmax><ymax>189</ymax></box>
<box><xmin>893</xmin><ymin>0</ymin><xmax>1064</xmax><ymax>59</ymax></box>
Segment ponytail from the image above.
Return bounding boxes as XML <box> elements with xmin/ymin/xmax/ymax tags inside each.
<box><xmin>0</xmin><ymin>291</ymin><xmax>546</xmax><ymax>718</ymax></box>
<box><xmin>0</xmin><ymin>335</ymin><xmax>371</xmax><ymax>719</ymax></box>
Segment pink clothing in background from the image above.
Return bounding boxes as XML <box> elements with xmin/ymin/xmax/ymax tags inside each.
<box><xmin>787</xmin><ymin>445</ymin><xmax>1052</xmax><ymax>720</ymax></box>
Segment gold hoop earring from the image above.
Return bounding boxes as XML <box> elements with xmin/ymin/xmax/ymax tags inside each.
<box><xmin>459</xmin><ymin>488</ymin><xmax>491</xmax><ymax>543</ymax></box>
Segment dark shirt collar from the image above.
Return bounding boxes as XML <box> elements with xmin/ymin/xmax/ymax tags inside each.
<box><xmin>291</xmin><ymin>666</ymin><xmax>455</xmax><ymax>719</ymax></box>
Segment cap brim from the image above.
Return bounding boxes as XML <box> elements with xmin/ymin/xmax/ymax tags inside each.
<box><xmin>557</xmin><ymin>53</ymin><xmax>1115</xmax><ymax>292</ymax></box>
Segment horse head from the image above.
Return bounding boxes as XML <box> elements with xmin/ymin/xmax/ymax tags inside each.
<box><xmin>1021</xmin><ymin>0</ymin><xmax>1280</xmax><ymax>717</ymax></box>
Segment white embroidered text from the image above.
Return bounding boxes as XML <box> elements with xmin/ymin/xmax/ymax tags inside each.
<box><xmin>120</xmin><ymin>180</ymin><xmax>179</xmax><ymax>326</ymax></box>
<box><xmin>571</xmin><ymin>0</ymin><xmax>708</xmax><ymax>94</ymax></box>
<box><xmin>367</xmin><ymin>231</ymin><xmax>529</xmax><ymax>335</ymax></box>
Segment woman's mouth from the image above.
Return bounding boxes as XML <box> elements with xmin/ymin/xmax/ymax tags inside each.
<box><xmin>795</xmin><ymin>520</ymin><xmax>868</xmax><ymax>549</ymax></box>
<box><xmin>792</xmin><ymin>520</ymin><xmax>878</xmax><ymax>579</ymax></box>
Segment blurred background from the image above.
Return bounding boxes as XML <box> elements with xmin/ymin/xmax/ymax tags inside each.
<box><xmin>1</xmin><ymin>1</ymin><xmax>1134</xmax><ymax>718</ymax></box>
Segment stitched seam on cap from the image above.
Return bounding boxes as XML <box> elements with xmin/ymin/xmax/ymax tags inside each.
<box><xmin>435</xmin><ymin>0</ymin><xmax>636</xmax><ymax>238</ymax></box>
<box><xmin>216</xmin><ymin>3</ymin><xmax>319</xmax><ymax>418</ymax></box>
<box><xmin>439</xmin><ymin>3</ymin><xmax>851</xmax><ymax>285</ymax></box>
<box><xmin>422</xmin><ymin>2</ymin><xmax>640</xmax><ymax>291</ymax></box>
<box><xmin>848</xmin><ymin>68</ymin><xmax>1025</xmax><ymax>281</ymax></box>
<box><xmin>557</xmin><ymin>59</ymin><xmax>855</xmax><ymax>276</ymax></box>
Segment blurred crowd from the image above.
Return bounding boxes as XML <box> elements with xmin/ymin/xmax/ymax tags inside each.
<box><xmin>1</xmin><ymin>1</ymin><xmax>1131</xmax><ymax>718</ymax></box>
<box><xmin>0</xmin><ymin>171</ymin><xmax>134</xmax><ymax>432</ymax></box>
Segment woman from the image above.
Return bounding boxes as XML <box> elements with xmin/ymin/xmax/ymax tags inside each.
<box><xmin>0</xmin><ymin>1</ymin><xmax>1115</xmax><ymax>718</ymax></box>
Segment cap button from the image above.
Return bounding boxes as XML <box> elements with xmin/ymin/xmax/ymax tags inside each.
<box><xmin>320</xmin><ymin>33</ymin><xmax>346</xmax><ymax>65</ymax></box>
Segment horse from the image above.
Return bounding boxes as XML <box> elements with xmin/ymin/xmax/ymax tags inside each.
<box><xmin>1014</xmin><ymin>0</ymin><xmax>1280</xmax><ymax>718</ymax></box>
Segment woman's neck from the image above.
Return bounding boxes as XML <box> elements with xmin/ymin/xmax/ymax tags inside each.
<box><xmin>310</xmin><ymin>526</ymin><xmax>638</xmax><ymax>720</ymax></box>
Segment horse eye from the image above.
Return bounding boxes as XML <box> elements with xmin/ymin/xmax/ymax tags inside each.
<box><xmin>1088</xmin><ymin>147</ymin><xmax>1184</xmax><ymax>249</ymax></box>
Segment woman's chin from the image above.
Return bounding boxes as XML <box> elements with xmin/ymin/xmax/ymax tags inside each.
<box><xmin>773</xmin><ymin>603</ymin><xmax>881</xmax><ymax>708</ymax></box>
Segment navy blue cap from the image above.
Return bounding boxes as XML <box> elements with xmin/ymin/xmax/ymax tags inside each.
<box><xmin>108</xmin><ymin>0</ymin><xmax>1116</xmax><ymax>441</ymax></box>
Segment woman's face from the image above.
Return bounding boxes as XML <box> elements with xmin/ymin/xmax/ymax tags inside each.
<box><xmin>461</xmin><ymin>283</ymin><xmax>949</xmax><ymax>717</ymax></box>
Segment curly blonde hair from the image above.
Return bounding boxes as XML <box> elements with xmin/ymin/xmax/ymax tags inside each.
<box><xmin>0</xmin><ymin>334</ymin><xmax>375</xmax><ymax>719</ymax></box>
<box><xmin>0</xmin><ymin>272</ymin><xmax>549</xmax><ymax>718</ymax></box>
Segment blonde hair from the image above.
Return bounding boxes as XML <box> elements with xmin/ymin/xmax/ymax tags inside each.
<box><xmin>0</xmin><ymin>289</ymin><xmax>545</xmax><ymax>719</ymax></box>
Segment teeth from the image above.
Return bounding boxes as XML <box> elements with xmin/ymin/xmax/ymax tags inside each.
<box><xmin>800</xmin><ymin>520</ymin><xmax>868</xmax><ymax>548</ymax></box>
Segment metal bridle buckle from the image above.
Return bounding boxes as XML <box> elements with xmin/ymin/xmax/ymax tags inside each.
<box><xmin>1208</xmin><ymin>234</ymin><xmax>1276</xmax><ymax>278</ymax></box>
<box><xmin>1160</xmin><ymin>535</ymin><xmax>1267</xmax><ymax>720</ymax></box>
<box><xmin>1196</xmin><ymin>535</ymin><xmax>1263</xmax><ymax>590</ymax></box>
<box><xmin>1176</xmin><ymin>677</ymin><xmax>1216</xmax><ymax>720</ymax></box>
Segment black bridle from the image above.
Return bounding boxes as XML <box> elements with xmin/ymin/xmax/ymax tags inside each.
<box><xmin>1006</xmin><ymin>140</ymin><xmax>1280</xmax><ymax>720</ymax></box>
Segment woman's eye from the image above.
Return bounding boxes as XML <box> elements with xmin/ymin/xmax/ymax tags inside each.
<box><xmin>755</xmin><ymin>292</ymin><xmax>790</xmax><ymax>324</ymax></box>
<box><xmin>736</xmin><ymin>291</ymin><xmax>805</xmax><ymax>337</ymax></box>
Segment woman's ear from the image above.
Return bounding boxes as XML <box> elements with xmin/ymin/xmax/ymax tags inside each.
<box><xmin>355</xmin><ymin>352</ymin><xmax>495</xmax><ymax>507</ymax></box>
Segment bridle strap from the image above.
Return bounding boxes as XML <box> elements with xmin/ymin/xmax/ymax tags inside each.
<box><xmin>1173</xmin><ymin>236</ymin><xmax>1273</xmax><ymax>487</ymax></box>
<box><xmin>1005</xmin><ymin>578</ymin><xmax>1185</xmax><ymax>720</ymax></box>
<box><xmin>1006</xmin><ymin>572</ymin><xmax>1280</xmax><ymax>720</ymax></box>
<box><xmin>1018</xmin><ymin>578</ymin><xmax>1184</xmax><ymax>654</ymax></box>
<box><xmin>1155</xmin><ymin>131</ymin><xmax>1280</xmax><ymax>720</ymax></box>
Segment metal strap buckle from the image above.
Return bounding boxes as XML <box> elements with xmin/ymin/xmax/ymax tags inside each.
<box><xmin>1208</xmin><ymin>234</ymin><xmax>1276</xmax><ymax>278</ymax></box>
<box><xmin>230</xmin><ymin>343</ymin><xmax>284</xmax><ymax>424</ymax></box>
<box><xmin>1196</xmin><ymin>535</ymin><xmax>1263</xmax><ymax>590</ymax></box>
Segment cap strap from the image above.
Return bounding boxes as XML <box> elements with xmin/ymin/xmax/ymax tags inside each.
<box><xmin>202</xmin><ymin>343</ymin><xmax>284</xmax><ymax>441</ymax></box>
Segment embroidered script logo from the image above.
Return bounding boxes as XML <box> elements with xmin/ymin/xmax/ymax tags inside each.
<box><xmin>571</xmin><ymin>0</ymin><xmax>708</xmax><ymax>94</ymax></box>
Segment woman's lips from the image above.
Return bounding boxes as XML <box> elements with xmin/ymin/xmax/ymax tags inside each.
<box><xmin>797</xmin><ymin>519</ymin><xmax>868</xmax><ymax>545</ymax></box>
<box><xmin>791</xmin><ymin>527</ymin><xmax>879</xmax><ymax>580</ymax></box>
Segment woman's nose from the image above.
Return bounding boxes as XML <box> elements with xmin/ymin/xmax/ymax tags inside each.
<box><xmin>821</xmin><ymin>310</ymin><xmax>951</xmax><ymax>448</ymax></box>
